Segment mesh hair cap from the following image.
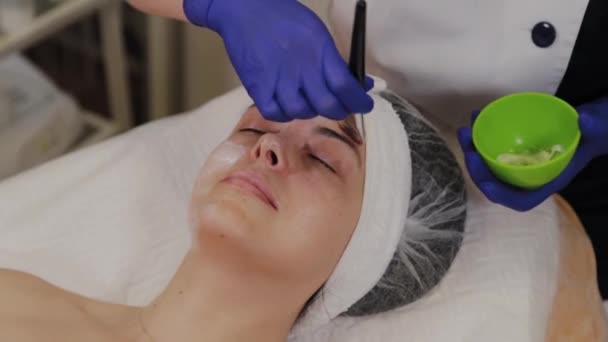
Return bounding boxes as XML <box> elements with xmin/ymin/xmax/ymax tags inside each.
<box><xmin>291</xmin><ymin>79</ymin><xmax>467</xmax><ymax>337</ymax></box>
<box><xmin>347</xmin><ymin>90</ymin><xmax>466</xmax><ymax>316</ymax></box>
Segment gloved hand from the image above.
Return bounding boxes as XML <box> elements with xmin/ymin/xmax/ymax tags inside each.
<box><xmin>183</xmin><ymin>0</ymin><xmax>374</xmax><ymax>122</ymax></box>
<box><xmin>458</xmin><ymin>96</ymin><xmax>608</xmax><ymax>212</ymax></box>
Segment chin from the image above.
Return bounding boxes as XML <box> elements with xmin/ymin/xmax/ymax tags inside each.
<box><xmin>190</xmin><ymin>186</ymin><xmax>293</xmax><ymax>275</ymax></box>
<box><xmin>192</xmin><ymin>189</ymin><xmax>265</xmax><ymax>243</ymax></box>
<box><xmin>191</xmin><ymin>199</ymin><xmax>282</xmax><ymax>277</ymax></box>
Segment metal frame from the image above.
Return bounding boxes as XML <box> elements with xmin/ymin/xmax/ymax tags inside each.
<box><xmin>0</xmin><ymin>0</ymin><xmax>133</xmax><ymax>133</ymax></box>
<box><xmin>146</xmin><ymin>16</ymin><xmax>178</xmax><ymax>120</ymax></box>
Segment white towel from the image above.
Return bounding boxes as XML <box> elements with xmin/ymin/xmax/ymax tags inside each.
<box><xmin>291</xmin><ymin>78</ymin><xmax>412</xmax><ymax>335</ymax></box>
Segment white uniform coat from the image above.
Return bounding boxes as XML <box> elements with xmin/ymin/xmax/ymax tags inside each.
<box><xmin>328</xmin><ymin>0</ymin><xmax>589</xmax><ymax>129</ymax></box>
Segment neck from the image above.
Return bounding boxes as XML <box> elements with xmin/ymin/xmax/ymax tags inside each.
<box><xmin>138</xmin><ymin>248</ymin><xmax>300</xmax><ymax>342</ymax></box>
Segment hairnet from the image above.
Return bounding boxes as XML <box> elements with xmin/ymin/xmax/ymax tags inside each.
<box><xmin>346</xmin><ymin>90</ymin><xmax>466</xmax><ymax>316</ymax></box>
<box><xmin>292</xmin><ymin>81</ymin><xmax>467</xmax><ymax>337</ymax></box>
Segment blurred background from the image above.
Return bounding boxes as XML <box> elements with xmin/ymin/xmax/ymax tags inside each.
<box><xmin>0</xmin><ymin>0</ymin><xmax>328</xmax><ymax>181</ymax></box>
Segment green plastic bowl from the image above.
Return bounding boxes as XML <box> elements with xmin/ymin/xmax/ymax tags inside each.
<box><xmin>472</xmin><ymin>92</ymin><xmax>581</xmax><ymax>189</ymax></box>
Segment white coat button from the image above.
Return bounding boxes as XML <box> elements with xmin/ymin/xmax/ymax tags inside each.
<box><xmin>532</xmin><ymin>21</ymin><xmax>556</xmax><ymax>48</ymax></box>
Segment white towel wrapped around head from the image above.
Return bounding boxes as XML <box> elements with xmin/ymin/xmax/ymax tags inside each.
<box><xmin>292</xmin><ymin>78</ymin><xmax>467</xmax><ymax>336</ymax></box>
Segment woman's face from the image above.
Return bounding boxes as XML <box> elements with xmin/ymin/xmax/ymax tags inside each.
<box><xmin>190</xmin><ymin>107</ymin><xmax>365</xmax><ymax>298</ymax></box>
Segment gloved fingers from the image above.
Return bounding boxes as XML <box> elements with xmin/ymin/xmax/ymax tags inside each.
<box><xmin>457</xmin><ymin>127</ymin><xmax>475</xmax><ymax>154</ymax></box>
<box><xmin>258</xmin><ymin>99</ymin><xmax>291</xmax><ymax>122</ymax></box>
<box><xmin>578</xmin><ymin>111</ymin><xmax>597</xmax><ymax>137</ymax></box>
<box><xmin>240</xmin><ymin>62</ymin><xmax>290</xmax><ymax>122</ymax></box>
<box><xmin>477</xmin><ymin>182</ymin><xmax>547</xmax><ymax>212</ymax></box>
<box><xmin>463</xmin><ymin>149</ymin><xmax>497</xmax><ymax>186</ymax></box>
<box><xmin>248</xmin><ymin>88</ymin><xmax>290</xmax><ymax>122</ymax></box>
<box><xmin>223</xmin><ymin>35</ymin><xmax>288</xmax><ymax>122</ymax></box>
<box><xmin>183</xmin><ymin>0</ymin><xmax>210</xmax><ymax>26</ymax></box>
<box><xmin>302</xmin><ymin>62</ymin><xmax>349</xmax><ymax>120</ymax></box>
<box><xmin>576</xmin><ymin>97</ymin><xmax>608</xmax><ymax>156</ymax></box>
<box><xmin>458</xmin><ymin>127</ymin><xmax>494</xmax><ymax>184</ymax></box>
<box><xmin>470</xmin><ymin>110</ymin><xmax>481</xmax><ymax>126</ymax></box>
<box><xmin>578</xmin><ymin>111</ymin><xmax>608</xmax><ymax>152</ymax></box>
<box><xmin>460</xmin><ymin>105</ymin><xmax>603</xmax><ymax>212</ymax></box>
<box><xmin>322</xmin><ymin>43</ymin><xmax>374</xmax><ymax>115</ymax></box>
<box><xmin>575</xmin><ymin>97</ymin><xmax>608</xmax><ymax>118</ymax></box>
<box><xmin>364</xmin><ymin>76</ymin><xmax>375</xmax><ymax>92</ymax></box>
<box><xmin>276</xmin><ymin>61</ymin><xmax>316</xmax><ymax>120</ymax></box>
<box><xmin>474</xmin><ymin>139</ymin><xmax>593</xmax><ymax>212</ymax></box>
<box><xmin>459</xmin><ymin>131</ymin><xmax>548</xmax><ymax>211</ymax></box>
<box><xmin>479</xmin><ymin>164</ymin><xmax>585</xmax><ymax>211</ymax></box>
<box><xmin>276</xmin><ymin>90</ymin><xmax>317</xmax><ymax>121</ymax></box>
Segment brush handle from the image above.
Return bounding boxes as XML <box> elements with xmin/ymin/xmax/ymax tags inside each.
<box><xmin>349</xmin><ymin>0</ymin><xmax>366</xmax><ymax>85</ymax></box>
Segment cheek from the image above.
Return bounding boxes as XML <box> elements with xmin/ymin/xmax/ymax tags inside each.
<box><xmin>294</xmin><ymin>171</ymin><xmax>361</xmax><ymax>231</ymax></box>
<box><xmin>278</xmin><ymin>178</ymin><xmax>361</xmax><ymax>283</ymax></box>
<box><xmin>200</xmin><ymin>141</ymin><xmax>247</xmax><ymax>177</ymax></box>
<box><xmin>189</xmin><ymin>142</ymin><xmax>247</xmax><ymax>231</ymax></box>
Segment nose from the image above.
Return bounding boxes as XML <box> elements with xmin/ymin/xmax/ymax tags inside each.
<box><xmin>251</xmin><ymin>134</ymin><xmax>288</xmax><ymax>171</ymax></box>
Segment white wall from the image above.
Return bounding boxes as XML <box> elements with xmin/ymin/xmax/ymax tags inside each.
<box><xmin>301</xmin><ymin>0</ymin><xmax>331</xmax><ymax>25</ymax></box>
<box><xmin>180</xmin><ymin>0</ymin><xmax>332</xmax><ymax>111</ymax></box>
<box><xmin>181</xmin><ymin>24</ymin><xmax>240</xmax><ymax>111</ymax></box>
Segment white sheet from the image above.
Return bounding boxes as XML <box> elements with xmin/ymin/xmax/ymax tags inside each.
<box><xmin>0</xmin><ymin>85</ymin><xmax>562</xmax><ymax>341</ymax></box>
<box><xmin>0</xmin><ymin>86</ymin><xmax>248</xmax><ymax>304</ymax></box>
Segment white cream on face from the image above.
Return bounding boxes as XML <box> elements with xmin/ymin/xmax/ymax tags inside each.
<box><xmin>202</xmin><ymin>141</ymin><xmax>248</xmax><ymax>176</ymax></box>
<box><xmin>189</xmin><ymin>141</ymin><xmax>248</xmax><ymax>240</ymax></box>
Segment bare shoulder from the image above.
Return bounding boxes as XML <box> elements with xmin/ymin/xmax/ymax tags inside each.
<box><xmin>0</xmin><ymin>269</ymin><xmax>71</xmax><ymax>339</ymax></box>
<box><xmin>0</xmin><ymin>268</ymin><xmax>55</xmax><ymax>285</ymax></box>
<box><xmin>0</xmin><ymin>268</ymin><xmax>66</xmax><ymax>302</ymax></box>
<box><xmin>0</xmin><ymin>268</ymin><xmax>57</xmax><ymax>294</ymax></box>
<box><xmin>0</xmin><ymin>268</ymin><xmax>76</xmax><ymax>321</ymax></box>
<box><xmin>0</xmin><ymin>269</ymin><xmax>132</xmax><ymax>341</ymax></box>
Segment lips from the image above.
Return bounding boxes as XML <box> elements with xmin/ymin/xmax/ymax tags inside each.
<box><xmin>222</xmin><ymin>171</ymin><xmax>277</xmax><ymax>210</ymax></box>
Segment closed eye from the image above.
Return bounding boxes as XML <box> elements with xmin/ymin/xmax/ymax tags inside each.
<box><xmin>239</xmin><ymin>128</ymin><xmax>266</xmax><ymax>135</ymax></box>
<box><xmin>240</xmin><ymin>128</ymin><xmax>336</xmax><ymax>174</ymax></box>
<box><xmin>309</xmin><ymin>154</ymin><xmax>336</xmax><ymax>173</ymax></box>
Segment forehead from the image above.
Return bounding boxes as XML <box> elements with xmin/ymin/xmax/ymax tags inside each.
<box><xmin>238</xmin><ymin>107</ymin><xmax>361</xmax><ymax>138</ymax></box>
<box><xmin>237</xmin><ymin>106</ymin><xmax>367</xmax><ymax>168</ymax></box>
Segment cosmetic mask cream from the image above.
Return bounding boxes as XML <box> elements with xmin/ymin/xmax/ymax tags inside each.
<box><xmin>201</xmin><ymin>141</ymin><xmax>247</xmax><ymax>177</ymax></box>
<box><xmin>189</xmin><ymin>141</ymin><xmax>247</xmax><ymax>238</ymax></box>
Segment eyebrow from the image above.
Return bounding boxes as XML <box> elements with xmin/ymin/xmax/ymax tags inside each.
<box><xmin>314</xmin><ymin>126</ymin><xmax>362</xmax><ymax>165</ymax></box>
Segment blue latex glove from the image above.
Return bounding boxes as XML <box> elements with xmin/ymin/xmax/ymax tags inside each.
<box><xmin>458</xmin><ymin>97</ymin><xmax>608</xmax><ymax>212</ymax></box>
<box><xmin>183</xmin><ymin>0</ymin><xmax>374</xmax><ymax>122</ymax></box>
